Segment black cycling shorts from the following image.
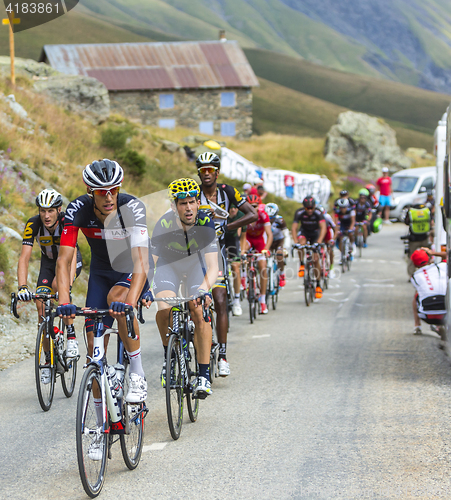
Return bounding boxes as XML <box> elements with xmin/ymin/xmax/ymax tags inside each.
<box><xmin>270</xmin><ymin>238</ymin><xmax>284</xmax><ymax>251</ymax></box>
<box><xmin>224</xmin><ymin>235</ymin><xmax>240</xmax><ymax>261</ymax></box>
<box><xmin>36</xmin><ymin>249</ymin><xmax>82</xmax><ymax>293</ymax></box>
<box><xmin>297</xmin><ymin>229</ymin><xmax>320</xmax><ymax>243</ymax></box>
<box><xmin>153</xmin><ymin>258</ymin><xmax>206</xmax><ymax>296</ymax></box>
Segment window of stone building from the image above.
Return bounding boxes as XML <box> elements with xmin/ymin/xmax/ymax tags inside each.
<box><xmin>159</xmin><ymin>94</ymin><xmax>174</xmax><ymax>109</ymax></box>
<box><xmin>221</xmin><ymin>121</ymin><xmax>236</xmax><ymax>136</ymax></box>
<box><xmin>159</xmin><ymin>118</ymin><xmax>176</xmax><ymax>129</ymax></box>
<box><xmin>199</xmin><ymin>121</ymin><xmax>214</xmax><ymax>135</ymax></box>
<box><xmin>221</xmin><ymin>92</ymin><xmax>236</xmax><ymax>107</ymax></box>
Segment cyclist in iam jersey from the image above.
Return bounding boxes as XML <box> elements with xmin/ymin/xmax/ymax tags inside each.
<box><xmin>196</xmin><ymin>152</ymin><xmax>257</xmax><ymax>377</ymax></box>
<box><xmin>56</xmin><ymin>159</ymin><xmax>150</xmax><ymax>404</ymax></box>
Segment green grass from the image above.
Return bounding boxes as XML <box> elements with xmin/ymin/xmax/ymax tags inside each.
<box><xmin>245</xmin><ymin>48</ymin><xmax>451</xmax><ymax>134</ymax></box>
<box><xmin>253</xmin><ymin>78</ymin><xmax>435</xmax><ymax>151</ymax></box>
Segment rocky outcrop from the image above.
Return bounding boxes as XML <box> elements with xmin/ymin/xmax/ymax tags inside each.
<box><xmin>0</xmin><ymin>56</ymin><xmax>59</xmax><ymax>79</ymax></box>
<box><xmin>324</xmin><ymin>111</ymin><xmax>411</xmax><ymax>177</ymax></box>
<box><xmin>33</xmin><ymin>75</ymin><xmax>110</xmax><ymax>125</ymax></box>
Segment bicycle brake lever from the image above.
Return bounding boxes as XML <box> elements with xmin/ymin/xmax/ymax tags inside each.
<box><xmin>137</xmin><ymin>302</ymin><xmax>145</xmax><ymax>324</ymax></box>
<box><xmin>124</xmin><ymin>307</ymin><xmax>137</xmax><ymax>339</ymax></box>
<box><xmin>10</xmin><ymin>293</ymin><xmax>19</xmax><ymax>319</ymax></box>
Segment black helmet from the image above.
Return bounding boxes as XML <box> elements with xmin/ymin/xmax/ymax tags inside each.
<box><xmin>303</xmin><ymin>196</ymin><xmax>315</xmax><ymax>209</ymax></box>
<box><xmin>196</xmin><ymin>152</ymin><xmax>221</xmax><ymax>170</ymax></box>
<box><xmin>83</xmin><ymin>159</ymin><xmax>124</xmax><ymax>189</ymax></box>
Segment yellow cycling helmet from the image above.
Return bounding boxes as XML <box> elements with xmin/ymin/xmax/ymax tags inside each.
<box><xmin>168</xmin><ymin>178</ymin><xmax>200</xmax><ymax>201</ymax></box>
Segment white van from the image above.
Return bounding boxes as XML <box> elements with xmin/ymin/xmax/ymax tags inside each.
<box><xmin>389</xmin><ymin>166</ymin><xmax>436</xmax><ymax>221</ymax></box>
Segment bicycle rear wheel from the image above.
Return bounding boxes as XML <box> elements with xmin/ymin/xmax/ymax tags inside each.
<box><xmin>248</xmin><ymin>273</ymin><xmax>255</xmax><ymax>323</ymax></box>
<box><xmin>186</xmin><ymin>337</ymin><xmax>199</xmax><ymax>423</ymax></box>
<box><xmin>35</xmin><ymin>322</ymin><xmax>55</xmax><ymax>412</ymax></box>
<box><xmin>120</xmin><ymin>359</ymin><xmax>145</xmax><ymax>470</ymax></box>
<box><xmin>304</xmin><ymin>264</ymin><xmax>311</xmax><ymax>306</ymax></box>
<box><xmin>76</xmin><ymin>364</ymin><xmax>108</xmax><ymax>498</ymax></box>
<box><xmin>165</xmin><ymin>334</ymin><xmax>183</xmax><ymax>440</ymax></box>
<box><xmin>357</xmin><ymin>233</ymin><xmax>363</xmax><ymax>258</ymax></box>
<box><xmin>272</xmin><ymin>271</ymin><xmax>279</xmax><ymax>310</ymax></box>
<box><xmin>61</xmin><ymin>325</ymin><xmax>77</xmax><ymax>398</ymax></box>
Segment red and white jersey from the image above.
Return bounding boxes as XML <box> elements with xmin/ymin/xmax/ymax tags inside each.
<box><xmin>411</xmin><ymin>262</ymin><xmax>447</xmax><ymax>314</ymax></box>
<box><xmin>246</xmin><ymin>206</ymin><xmax>270</xmax><ymax>239</ymax></box>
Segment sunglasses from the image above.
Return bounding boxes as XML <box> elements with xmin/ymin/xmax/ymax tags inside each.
<box><xmin>91</xmin><ymin>186</ymin><xmax>120</xmax><ymax>197</ymax></box>
<box><xmin>174</xmin><ymin>190</ymin><xmax>199</xmax><ymax>199</ymax></box>
<box><xmin>198</xmin><ymin>167</ymin><xmax>218</xmax><ymax>175</ymax></box>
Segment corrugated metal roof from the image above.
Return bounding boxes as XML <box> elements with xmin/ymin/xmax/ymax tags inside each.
<box><xmin>40</xmin><ymin>41</ymin><xmax>259</xmax><ymax>91</ymax></box>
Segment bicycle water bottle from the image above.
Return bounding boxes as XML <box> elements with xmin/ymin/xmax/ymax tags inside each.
<box><xmin>107</xmin><ymin>365</ymin><xmax>122</xmax><ymax>398</ymax></box>
<box><xmin>53</xmin><ymin>326</ymin><xmax>64</xmax><ymax>358</ymax></box>
<box><xmin>113</xmin><ymin>363</ymin><xmax>125</xmax><ymax>398</ymax></box>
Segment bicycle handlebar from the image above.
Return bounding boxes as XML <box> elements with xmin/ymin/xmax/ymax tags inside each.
<box><xmin>73</xmin><ymin>306</ymin><xmax>137</xmax><ymax>340</ymax></box>
<box><xmin>291</xmin><ymin>243</ymin><xmax>324</xmax><ymax>257</ymax></box>
<box><xmin>10</xmin><ymin>292</ymin><xmax>58</xmax><ymax>319</ymax></box>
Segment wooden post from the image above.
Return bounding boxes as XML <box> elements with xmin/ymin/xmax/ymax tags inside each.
<box><xmin>2</xmin><ymin>11</ymin><xmax>20</xmax><ymax>87</ymax></box>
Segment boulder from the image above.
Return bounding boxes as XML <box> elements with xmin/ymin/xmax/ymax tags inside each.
<box><xmin>0</xmin><ymin>56</ymin><xmax>59</xmax><ymax>79</ymax></box>
<box><xmin>160</xmin><ymin>139</ymin><xmax>183</xmax><ymax>154</ymax></box>
<box><xmin>33</xmin><ymin>74</ymin><xmax>110</xmax><ymax>125</ymax></box>
<box><xmin>324</xmin><ymin>111</ymin><xmax>411</xmax><ymax>177</ymax></box>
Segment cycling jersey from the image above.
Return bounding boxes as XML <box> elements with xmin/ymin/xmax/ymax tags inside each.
<box><xmin>336</xmin><ymin>208</ymin><xmax>355</xmax><ymax>230</ymax></box>
<box><xmin>324</xmin><ymin>213</ymin><xmax>336</xmax><ymax>229</ymax></box>
<box><xmin>61</xmin><ymin>194</ymin><xmax>148</xmax><ymax>271</ymax></box>
<box><xmin>369</xmin><ymin>194</ymin><xmax>379</xmax><ymax>209</ymax></box>
<box><xmin>293</xmin><ymin>208</ymin><xmax>325</xmax><ymax>234</ymax></box>
<box><xmin>246</xmin><ymin>206</ymin><xmax>270</xmax><ymax>239</ymax></box>
<box><xmin>199</xmin><ymin>184</ymin><xmax>246</xmax><ymax>231</ymax></box>
<box><xmin>355</xmin><ymin>201</ymin><xmax>371</xmax><ymax>222</ymax></box>
<box><xmin>271</xmin><ymin>215</ymin><xmax>287</xmax><ymax>241</ymax></box>
<box><xmin>22</xmin><ymin>212</ymin><xmax>65</xmax><ymax>261</ymax></box>
<box><xmin>411</xmin><ymin>262</ymin><xmax>447</xmax><ymax>316</ymax></box>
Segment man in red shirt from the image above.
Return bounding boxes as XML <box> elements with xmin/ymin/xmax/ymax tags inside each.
<box><xmin>376</xmin><ymin>167</ymin><xmax>392</xmax><ymax>224</ymax></box>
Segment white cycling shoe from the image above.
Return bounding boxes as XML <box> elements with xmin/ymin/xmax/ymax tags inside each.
<box><xmin>193</xmin><ymin>376</ymin><xmax>212</xmax><ymax>399</ymax></box>
<box><xmin>88</xmin><ymin>434</ymin><xmax>104</xmax><ymax>461</ymax></box>
<box><xmin>218</xmin><ymin>358</ymin><xmax>230</xmax><ymax>377</ymax></box>
<box><xmin>125</xmin><ymin>373</ymin><xmax>147</xmax><ymax>403</ymax></box>
<box><xmin>66</xmin><ymin>339</ymin><xmax>79</xmax><ymax>358</ymax></box>
<box><xmin>232</xmin><ymin>302</ymin><xmax>242</xmax><ymax>316</ymax></box>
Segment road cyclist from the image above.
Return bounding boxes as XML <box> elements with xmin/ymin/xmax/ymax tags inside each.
<box><xmin>56</xmin><ymin>158</ymin><xmax>150</xmax><ymax>418</ymax></box>
<box><xmin>266</xmin><ymin>202</ymin><xmax>287</xmax><ymax>288</ymax></box>
<box><xmin>354</xmin><ymin>189</ymin><xmax>372</xmax><ymax>250</ymax></box>
<box><xmin>241</xmin><ymin>194</ymin><xmax>273</xmax><ymax>313</ymax></box>
<box><xmin>335</xmin><ymin>198</ymin><xmax>356</xmax><ymax>267</ymax></box>
<box><xmin>150</xmin><ymin>178</ymin><xmax>219</xmax><ymax>399</ymax></box>
<box><xmin>291</xmin><ymin>196</ymin><xmax>327</xmax><ymax>299</ymax></box>
<box><xmin>17</xmin><ymin>188</ymin><xmax>83</xmax><ymax>384</ymax></box>
<box><xmin>196</xmin><ymin>152</ymin><xmax>257</xmax><ymax>376</ymax></box>
<box><xmin>318</xmin><ymin>204</ymin><xmax>337</xmax><ymax>272</ymax></box>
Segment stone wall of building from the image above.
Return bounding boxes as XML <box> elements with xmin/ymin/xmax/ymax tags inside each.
<box><xmin>109</xmin><ymin>88</ymin><xmax>253</xmax><ymax>139</ymax></box>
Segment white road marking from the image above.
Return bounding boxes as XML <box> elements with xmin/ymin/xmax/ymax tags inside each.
<box><xmin>252</xmin><ymin>334</ymin><xmax>271</xmax><ymax>339</ymax></box>
<box><xmin>365</xmin><ymin>278</ymin><xmax>394</xmax><ymax>283</ymax></box>
<box><xmin>329</xmin><ymin>292</ymin><xmax>344</xmax><ymax>296</ymax></box>
<box><xmin>362</xmin><ymin>284</ymin><xmax>395</xmax><ymax>287</ymax></box>
<box><xmin>337</xmin><ymin>289</ymin><xmax>360</xmax><ymax>319</ymax></box>
<box><xmin>328</xmin><ymin>298</ymin><xmax>349</xmax><ymax>303</ymax></box>
<box><xmin>143</xmin><ymin>443</ymin><xmax>168</xmax><ymax>452</ymax></box>
<box><xmin>354</xmin><ymin>284</ymin><xmax>361</xmax><ymax>288</ymax></box>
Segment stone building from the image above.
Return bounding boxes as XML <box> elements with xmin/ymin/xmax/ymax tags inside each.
<box><xmin>39</xmin><ymin>40</ymin><xmax>259</xmax><ymax>139</ymax></box>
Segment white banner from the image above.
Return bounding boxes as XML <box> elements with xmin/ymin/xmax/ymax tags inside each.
<box><xmin>221</xmin><ymin>147</ymin><xmax>331</xmax><ymax>206</ymax></box>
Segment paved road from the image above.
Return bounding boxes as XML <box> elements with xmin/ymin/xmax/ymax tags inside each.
<box><xmin>2</xmin><ymin>223</ymin><xmax>451</xmax><ymax>499</ymax></box>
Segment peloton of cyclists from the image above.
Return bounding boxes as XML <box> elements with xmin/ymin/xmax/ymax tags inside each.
<box><xmin>265</xmin><ymin>202</ymin><xmax>287</xmax><ymax>288</ymax></box>
<box><xmin>241</xmin><ymin>194</ymin><xmax>273</xmax><ymax>313</ymax></box>
<box><xmin>292</xmin><ymin>196</ymin><xmax>327</xmax><ymax>299</ymax></box>
<box><xmin>56</xmin><ymin>159</ymin><xmax>150</xmax><ymax>406</ymax></box>
<box><xmin>196</xmin><ymin>152</ymin><xmax>257</xmax><ymax>376</ymax></box>
<box><xmin>17</xmin><ymin>188</ymin><xmax>83</xmax><ymax>383</ymax></box>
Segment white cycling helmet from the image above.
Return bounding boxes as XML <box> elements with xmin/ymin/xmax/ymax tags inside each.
<box><xmin>337</xmin><ymin>198</ymin><xmax>350</xmax><ymax>208</ymax></box>
<box><xmin>83</xmin><ymin>159</ymin><xmax>124</xmax><ymax>189</ymax></box>
<box><xmin>265</xmin><ymin>202</ymin><xmax>279</xmax><ymax>218</ymax></box>
<box><xmin>35</xmin><ymin>188</ymin><xmax>63</xmax><ymax>208</ymax></box>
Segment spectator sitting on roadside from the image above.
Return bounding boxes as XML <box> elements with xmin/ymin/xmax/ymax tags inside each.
<box><xmin>410</xmin><ymin>249</ymin><xmax>447</xmax><ymax>336</ymax></box>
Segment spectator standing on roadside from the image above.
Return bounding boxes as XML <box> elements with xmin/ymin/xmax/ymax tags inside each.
<box><xmin>243</xmin><ymin>183</ymin><xmax>252</xmax><ymax>197</ymax></box>
<box><xmin>376</xmin><ymin>167</ymin><xmax>392</xmax><ymax>224</ymax></box>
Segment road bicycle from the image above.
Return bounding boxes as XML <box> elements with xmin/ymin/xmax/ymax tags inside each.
<box><xmin>266</xmin><ymin>250</ymin><xmax>280</xmax><ymax>310</ymax></box>
<box><xmin>11</xmin><ymin>292</ymin><xmax>78</xmax><ymax>412</ymax></box>
<box><xmin>355</xmin><ymin>222</ymin><xmax>366</xmax><ymax>258</ymax></box>
<box><xmin>292</xmin><ymin>244</ymin><xmax>321</xmax><ymax>307</ymax></box>
<box><xmin>339</xmin><ymin>230</ymin><xmax>353</xmax><ymax>273</ymax></box>
<box><xmin>242</xmin><ymin>251</ymin><xmax>264</xmax><ymax>323</ymax></box>
<box><xmin>319</xmin><ymin>243</ymin><xmax>330</xmax><ymax>290</ymax></box>
<box><xmin>74</xmin><ymin>305</ymin><xmax>148</xmax><ymax>498</ymax></box>
<box><xmin>154</xmin><ymin>295</ymin><xmax>209</xmax><ymax>440</ymax></box>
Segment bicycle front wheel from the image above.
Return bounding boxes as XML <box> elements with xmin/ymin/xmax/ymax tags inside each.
<box><xmin>120</xmin><ymin>359</ymin><xmax>145</xmax><ymax>470</ymax></box>
<box><xmin>304</xmin><ymin>266</ymin><xmax>311</xmax><ymax>307</ymax></box>
<box><xmin>35</xmin><ymin>322</ymin><xmax>55</xmax><ymax>412</ymax></box>
<box><xmin>76</xmin><ymin>364</ymin><xmax>108</xmax><ymax>498</ymax></box>
<box><xmin>166</xmin><ymin>334</ymin><xmax>183</xmax><ymax>440</ymax></box>
<box><xmin>248</xmin><ymin>272</ymin><xmax>255</xmax><ymax>324</ymax></box>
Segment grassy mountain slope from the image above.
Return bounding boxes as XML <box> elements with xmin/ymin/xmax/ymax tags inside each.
<box><xmin>246</xmin><ymin>48</ymin><xmax>451</xmax><ymax>134</ymax></box>
<box><xmin>253</xmin><ymin>79</ymin><xmax>434</xmax><ymax>151</ymax></box>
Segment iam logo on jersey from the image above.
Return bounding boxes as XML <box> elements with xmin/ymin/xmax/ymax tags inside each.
<box><xmin>3</xmin><ymin>1</ymin><xmax>79</xmax><ymax>33</ymax></box>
